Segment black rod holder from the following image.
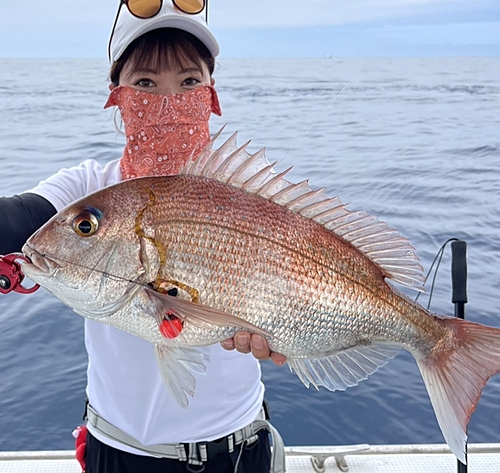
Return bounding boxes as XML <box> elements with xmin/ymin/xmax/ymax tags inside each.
<box><xmin>451</xmin><ymin>240</ymin><xmax>468</xmax><ymax>472</ymax></box>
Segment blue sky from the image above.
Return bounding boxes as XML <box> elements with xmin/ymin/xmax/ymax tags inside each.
<box><xmin>1</xmin><ymin>0</ymin><xmax>499</xmax><ymax>58</ymax></box>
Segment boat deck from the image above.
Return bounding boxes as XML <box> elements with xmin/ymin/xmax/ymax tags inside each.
<box><xmin>0</xmin><ymin>443</ymin><xmax>499</xmax><ymax>472</ymax></box>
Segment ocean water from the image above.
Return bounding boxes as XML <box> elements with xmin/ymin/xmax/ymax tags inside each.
<box><xmin>0</xmin><ymin>57</ymin><xmax>499</xmax><ymax>452</ymax></box>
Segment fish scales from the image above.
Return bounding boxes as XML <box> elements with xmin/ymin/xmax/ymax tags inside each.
<box><xmin>96</xmin><ymin>173</ymin><xmax>442</xmax><ymax>359</ymax></box>
<box><xmin>21</xmin><ymin>131</ymin><xmax>500</xmax><ymax>463</ymax></box>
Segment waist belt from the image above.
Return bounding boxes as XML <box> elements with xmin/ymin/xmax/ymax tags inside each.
<box><xmin>87</xmin><ymin>404</ymin><xmax>286</xmax><ymax>473</ymax></box>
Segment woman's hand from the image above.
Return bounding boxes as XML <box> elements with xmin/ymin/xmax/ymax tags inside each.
<box><xmin>221</xmin><ymin>332</ymin><xmax>287</xmax><ymax>366</ymax></box>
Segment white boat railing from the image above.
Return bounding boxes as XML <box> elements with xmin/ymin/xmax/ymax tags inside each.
<box><xmin>1</xmin><ymin>443</ymin><xmax>500</xmax><ymax>473</ymax></box>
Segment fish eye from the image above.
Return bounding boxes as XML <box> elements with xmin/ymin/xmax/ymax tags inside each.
<box><xmin>73</xmin><ymin>210</ymin><xmax>100</xmax><ymax>237</ymax></box>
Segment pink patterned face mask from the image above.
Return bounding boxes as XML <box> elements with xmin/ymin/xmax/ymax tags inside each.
<box><xmin>104</xmin><ymin>85</ymin><xmax>222</xmax><ymax>179</ymax></box>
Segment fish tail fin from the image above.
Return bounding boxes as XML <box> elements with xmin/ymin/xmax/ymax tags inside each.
<box><xmin>417</xmin><ymin>317</ymin><xmax>500</xmax><ymax>464</ymax></box>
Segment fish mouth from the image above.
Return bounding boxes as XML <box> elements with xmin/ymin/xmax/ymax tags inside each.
<box><xmin>21</xmin><ymin>243</ymin><xmax>59</xmax><ymax>278</ymax></box>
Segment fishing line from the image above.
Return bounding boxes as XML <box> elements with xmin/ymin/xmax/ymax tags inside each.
<box><xmin>34</xmin><ymin>252</ymin><xmax>151</xmax><ymax>289</ymax></box>
<box><xmin>36</xmin><ymin>240</ymin><xmax>458</xmax><ymax>317</ymax></box>
<box><xmin>279</xmin><ymin>0</ymin><xmax>423</xmax><ymax>164</ymax></box>
<box><xmin>415</xmin><ymin>238</ymin><xmax>459</xmax><ymax>310</ymax></box>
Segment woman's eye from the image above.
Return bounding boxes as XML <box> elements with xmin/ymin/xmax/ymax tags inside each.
<box><xmin>135</xmin><ymin>78</ymin><xmax>155</xmax><ymax>88</ymax></box>
<box><xmin>183</xmin><ymin>77</ymin><xmax>200</xmax><ymax>87</ymax></box>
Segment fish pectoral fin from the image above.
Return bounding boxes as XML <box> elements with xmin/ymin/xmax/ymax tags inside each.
<box><xmin>154</xmin><ymin>344</ymin><xmax>210</xmax><ymax>409</ymax></box>
<box><xmin>147</xmin><ymin>288</ymin><xmax>271</xmax><ymax>338</ymax></box>
<box><xmin>288</xmin><ymin>342</ymin><xmax>401</xmax><ymax>391</ymax></box>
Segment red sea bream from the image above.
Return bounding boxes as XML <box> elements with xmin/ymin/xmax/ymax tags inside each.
<box><xmin>22</xmin><ymin>131</ymin><xmax>500</xmax><ymax>463</ymax></box>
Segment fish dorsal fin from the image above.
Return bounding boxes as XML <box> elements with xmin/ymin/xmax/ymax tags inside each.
<box><xmin>179</xmin><ymin>128</ymin><xmax>425</xmax><ymax>291</ymax></box>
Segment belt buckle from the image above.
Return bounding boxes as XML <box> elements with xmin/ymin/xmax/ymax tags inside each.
<box><xmin>246</xmin><ymin>433</ymin><xmax>259</xmax><ymax>446</ymax></box>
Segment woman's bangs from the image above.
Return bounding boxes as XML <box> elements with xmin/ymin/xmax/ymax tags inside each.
<box><xmin>129</xmin><ymin>31</ymin><xmax>205</xmax><ymax>74</ymax></box>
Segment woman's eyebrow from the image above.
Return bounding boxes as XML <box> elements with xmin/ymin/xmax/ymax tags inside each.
<box><xmin>179</xmin><ymin>67</ymin><xmax>202</xmax><ymax>74</ymax></box>
<box><xmin>131</xmin><ymin>67</ymin><xmax>159</xmax><ymax>75</ymax></box>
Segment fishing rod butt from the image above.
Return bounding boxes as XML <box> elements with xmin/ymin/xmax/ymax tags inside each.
<box><xmin>451</xmin><ymin>240</ymin><xmax>467</xmax><ymax>306</ymax></box>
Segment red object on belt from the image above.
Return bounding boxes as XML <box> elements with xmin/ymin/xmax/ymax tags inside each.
<box><xmin>73</xmin><ymin>425</ymin><xmax>87</xmax><ymax>472</ymax></box>
<box><xmin>0</xmin><ymin>253</ymin><xmax>39</xmax><ymax>294</ymax></box>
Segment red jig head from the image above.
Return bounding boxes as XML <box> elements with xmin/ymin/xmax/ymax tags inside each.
<box><xmin>160</xmin><ymin>312</ymin><xmax>183</xmax><ymax>339</ymax></box>
<box><xmin>0</xmin><ymin>253</ymin><xmax>40</xmax><ymax>295</ymax></box>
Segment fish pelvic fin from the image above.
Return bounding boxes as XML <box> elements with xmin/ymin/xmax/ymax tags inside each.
<box><xmin>154</xmin><ymin>344</ymin><xmax>210</xmax><ymax>408</ymax></box>
<box><xmin>289</xmin><ymin>342</ymin><xmax>400</xmax><ymax>391</ymax></box>
<box><xmin>417</xmin><ymin>317</ymin><xmax>500</xmax><ymax>464</ymax></box>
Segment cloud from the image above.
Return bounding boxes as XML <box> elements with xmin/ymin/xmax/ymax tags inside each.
<box><xmin>1</xmin><ymin>0</ymin><xmax>498</xmax><ymax>58</ymax></box>
<box><xmin>4</xmin><ymin>0</ymin><xmax>497</xmax><ymax>29</ymax></box>
<box><xmin>1</xmin><ymin>0</ymin><xmax>115</xmax><ymax>27</ymax></box>
<box><xmin>214</xmin><ymin>22</ymin><xmax>500</xmax><ymax>58</ymax></box>
<box><xmin>209</xmin><ymin>0</ymin><xmax>497</xmax><ymax>28</ymax></box>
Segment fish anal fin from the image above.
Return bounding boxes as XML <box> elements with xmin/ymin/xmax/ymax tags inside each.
<box><xmin>289</xmin><ymin>342</ymin><xmax>400</xmax><ymax>392</ymax></box>
<box><xmin>417</xmin><ymin>317</ymin><xmax>500</xmax><ymax>464</ymax></box>
<box><xmin>154</xmin><ymin>344</ymin><xmax>209</xmax><ymax>408</ymax></box>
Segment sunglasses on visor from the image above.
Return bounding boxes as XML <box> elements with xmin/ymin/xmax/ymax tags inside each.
<box><xmin>108</xmin><ymin>0</ymin><xmax>208</xmax><ymax>61</ymax></box>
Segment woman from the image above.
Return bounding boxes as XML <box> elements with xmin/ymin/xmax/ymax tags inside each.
<box><xmin>0</xmin><ymin>2</ymin><xmax>285</xmax><ymax>472</ymax></box>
